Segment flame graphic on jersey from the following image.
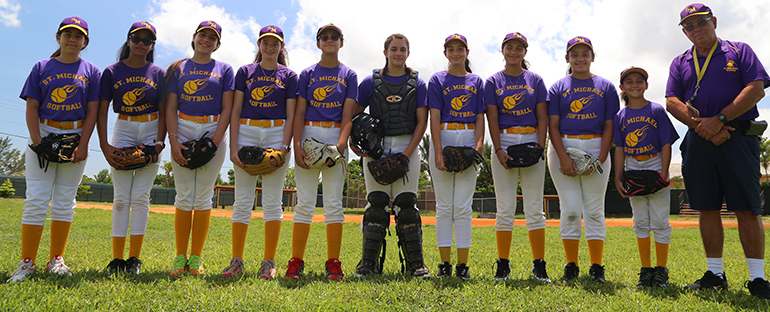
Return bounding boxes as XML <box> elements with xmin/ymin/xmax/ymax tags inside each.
<box><xmin>50</xmin><ymin>83</ymin><xmax>80</xmax><ymax>103</ymax></box>
<box><xmin>450</xmin><ymin>94</ymin><xmax>472</xmax><ymax>111</ymax></box>
<box><xmin>183</xmin><ymin>78</ymin><xmax>209</xmax><ymax>95</ymax></box>
<box><xmin>313</xmin><ymin>84</ymin><xmax>338</xmax><ymax>101</ymax></box>
<box><xmin>251</xmin><ymin>85</ymin><xmax>276</xmax><ymax>101</ymax></box>
<box><xmin>122</xmin><ymin>86</ymin><xmax>150</xmax><ymax>106</ymax></box>
<box><xmin>625</xmin><ymin>125</ymin><xmax>650</xmax><ymax>147</ymax></box>
<box><xmin>503</xmin><ymin>91</ymin><xmax>527</xmax><ymax>110</ymax></box>
<box><xmin>569</xmin><ymin>94</ymin><xmax>595</xmax><ymax>113</ymax></box>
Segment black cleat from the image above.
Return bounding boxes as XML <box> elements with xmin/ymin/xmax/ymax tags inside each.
<box><xmin>532</xmin><ymin>259</ymin><xmax>551</xmax><ymax>283</ymax></box>
<box><xmin>652</xmin><ymin>266</ymin><xmax>669</xmax><ymax>287</ymax></box>
<box><xmin>686</xmin><ymin>270</ymin><xmax>728</xmax><ymax>290</ymax></box>
<box><xmin>455</xmin><ymin>263</ymin><xmax>470</xmax><ymax>281</ymax></box>
<box><xmin>561</xmin><ymin>262</ymin><xmax>579</xmax><ymax>281</ymax></box>
<box><xmin>436</xmin><ymin>261</ymin><xmax>452</xmax><ymax>278</ymax></box>
<box><xmin>745</xmin><ymin>278</ymin><xmax>770</xmax><ymax>299</ymax></box>
<box><xmin>106</xmin><ymin>258</ymin><xmax>125</xmax><ymax>276</ymax></box>
<box><xmin>493</xmin><ymin>258</ymin><xmax>510</xmax><ymax>281</ymax></box>
<box><xmin>125</xmin><ymin>257</ymin><xmax>143</xmax><ymax>275</ymax></box>
<box><xmin>589</xmin><ymin>264</ymin><xmax>606</xmax><ymax>283</ymax></box>
<box><xmin>637</xmin><ymin>267</ymin><xmax>654</xmax><ymax>287</ymax></box>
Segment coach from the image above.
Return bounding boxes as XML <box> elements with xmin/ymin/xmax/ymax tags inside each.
<box><xmin>666</xmin><ymin>3</ymin><xmax>770</xmax><ymax>299</ymax></box>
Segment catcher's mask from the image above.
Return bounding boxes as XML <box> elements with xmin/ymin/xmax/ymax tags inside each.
<box><xmin>351</xmin><ymin>112</ymin><xmax>385</xmax><ymax>159</ymax></box>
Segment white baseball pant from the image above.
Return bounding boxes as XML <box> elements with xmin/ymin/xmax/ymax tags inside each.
<box><xmin>171</xmin><ymin>118</ymin><xmax>227</xmax><ymax>211</ymax></box>
<box><xmin>625</xmin><ymin>155</ymin><xmax>672</xmax><ymax>244</ymax></box>
<box><xmin>294</xmin><ymin>125</ymin><xmax>346</xmax><ymax>224</ymax></box>
<box><xmin>492</xmin><ymin>132</ymin><xmax>546</xmax><ymax>232</ymax></box>
<box><xmin>362</xmin><ymin>134</ymin><xmax>421</xmax><ymax>213</ymax></box>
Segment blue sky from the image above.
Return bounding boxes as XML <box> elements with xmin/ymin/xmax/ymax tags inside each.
<box><xmin>1</xmin><ymin>0</ymin><xmax>769</xmax><ymax>179</ymax></box>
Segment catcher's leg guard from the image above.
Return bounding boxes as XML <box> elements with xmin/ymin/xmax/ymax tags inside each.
<box><xmin>394</xmin><ymin>193</ymin><xmax>429</xmax><ymax>277</ymax></box>
<box><xmin>355</xmin><ymin>191</ymin><xmax>389</xmax><ymax>276</ymax></box>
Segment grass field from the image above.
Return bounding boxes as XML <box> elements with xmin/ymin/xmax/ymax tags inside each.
<box><xmin>1</xmin><ymin>198</ymin><xmax>769</xmax><ymax>311</ymax></box>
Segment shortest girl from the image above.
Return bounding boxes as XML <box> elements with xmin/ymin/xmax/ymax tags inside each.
<box><xmin>613</xmin><ymin>67</ymin><xmax>679</xmax><ymax>287</ymax></box>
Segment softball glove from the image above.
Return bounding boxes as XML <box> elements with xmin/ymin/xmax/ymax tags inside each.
<box><xmin>239</xmin><ymin>146</ymin><xmax>285</xmax><ymax>175</ymax></box>
<box><xmin>303</xmin><ymin>137</ymin><xmax>344</xmax><ymax>169</ymax></box>
<box><xmin>566</xmin><ymin>147</ymin><xmax>603</xmax><ymax>175</ymax></box>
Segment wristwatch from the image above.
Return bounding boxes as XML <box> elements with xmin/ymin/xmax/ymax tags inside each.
<box><xmin>716</xmin><ymin>113</ymin><xmax>727</xmax><ymax>123</ymax></box>
<box><xmin>282</xmin><ymin>144</ymin><xmax>291</xmax><ymax>152</ymax></box>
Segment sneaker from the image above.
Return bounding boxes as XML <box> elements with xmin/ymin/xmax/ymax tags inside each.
<box><xmin>258</xmin><ymin>259</ymin><xmax>276</xmax><ymax>280</ymax></box>
<box><xmin>493</xmin><ymin>258</ymin><xmax>510</xmax><ymax>281</ymax></box>
<box><xmin>47</xmin><ymin>255</ymin><xmax>72</xmax><ymax>276</ymax></box>
<box><xmin>745</xmin><ymin>278</ymin><xmax>770</xmax><ymax>299</ymax></box>
<box><xmin>436</xmin><ymin>261</ymin><xmax>452</xmax><ymax>278</ymax></box>
<box><xmin>125</xmin><ymin>257</ymin><xmax>142</xmax><ymax>275</ymax></box>
<box><xmin>532</xmin><ymin>259</ymin><xmax>551</xmax><ymax>283</ymax></box>
<box><xmin>170</xmin><ymin>254</ymin><xmax>187</xmax><ymax>275</ymax></box>
<box><xmin>325</xmin><ymin>259</ymin><xmax>344</xmax><ymax>281</ymax></box>
<box><xmin>284</xmin><ymin>257</ymin><xmax>305</xmax><ymax>280</ymax></box>
<box><xmin>7</xmin><ymin>258</ymin><xmax>36</xmax><ymax>282</ymax></box>
<box><xmin>561</xmin><ymin>262</ymin><xmax>579</xmax><ymax>281</ymax></box>
<box><xmin>455</xmin><ymin>263</ymin><xmax>470</xmax><ymax>280</ymax></box>
<box><xmin>637</xmin><ymin>267</ymin><xmax>655</xmax><ymax>287</ymax></box>
<box><xmin>589</xmin><ymin>264</ymin><xmax>606</xmax><ymax>283</ymax></box>
<box><xmin>222</xmin><ymin>257</ymin><xmax>245</xmax><ymax>277</ymax></box>
<box><xmin>106</xmin><ymin>258</ymin><xmax>126</xmax><ymax>276</ymax></box>
<box><xmin>187</xmin><ymin>255</ymin><xmax>204</xmax><ymax>275</ymax></box>
<box><xmin>411</xmin><ymin>264</ymin><xmax>431</xmax><ymax>278</ymax></box>
<box><xmin>652</xmin><ymin>266</ymin><xmax>669</xmax><ymax>287</ymax></box>
<box><xmin>686</xmin><ymin>270</ymin><xmax>728</xmax><ymax>290</ymax></box>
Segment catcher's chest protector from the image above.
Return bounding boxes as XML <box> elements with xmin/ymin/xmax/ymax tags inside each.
<box><xmin>370</xmin><ymin>69</ymin><xmax>418</xmax><ymax>136</ymax></box>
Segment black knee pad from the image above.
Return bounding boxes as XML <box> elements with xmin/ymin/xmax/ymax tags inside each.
<box><xmin>364</xmin><ymin>191</ymin><xmax>390</xmax><ymax>225</ymax></box>
<box><xmin>367</xmin><ymin>191</ymin><xmax>390</xmax><ymax>208</ymax></box>
<box><xmin>393</xmin><ymin>192</ymin><xmax>417</xmax><ymax>209</ymax></box>
<box><xmin>397</xmin><ymin>207</ymin><xmax>421</xmax><ymax>225</ymax></box>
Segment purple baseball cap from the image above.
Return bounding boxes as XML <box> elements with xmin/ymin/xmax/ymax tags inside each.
<box><xmin>566</xmin><ymin>36</ymin><xmax>593</xmax><ymax>52</ymax></box>
<box><xmin>679</xmin><ymin>3</ymin><xmax>712</xmax><ymax>25</ymax></box>
<box><xmin>317</xmin><ymin>23</ymin><xmax>343</xmax><ymax>38</ymax></box>
<box><xmin>128</xmin><ymin>21</ymin><xmax>156</xmax><ymax>39</ymax></box>
<box><xmin>620</xmin><ymin>66</ymin><xmax>649</xmax><ymax>83</ymax></box>
<box><xmin>59</xmin><ymin>16</ymin><xmax>88</xmax><ymax>38</ymax></box>
<box><xmin>197</xmin><ymin>20</ymin><xmax>222</xmax><ymax>38</ymax></box>
<box><xmin>502</xmin><ymin>32</ymin><xmax>528</xmax><ymax>48</ymax></box>
<box><xmin>259</xmin><ymin>25</ymin><xmax>284</xmax><ymax>42</ymax></box>
<box><xmin>444</xmin><ymin>33</ymin><xmax>468</xmax><ymax>48</ymax></box>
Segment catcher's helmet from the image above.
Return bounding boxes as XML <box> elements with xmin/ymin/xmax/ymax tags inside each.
<box><xmin>351</xmin><ymin>112</ymin><xmax>384</xmax><ymax>160</ymax></box>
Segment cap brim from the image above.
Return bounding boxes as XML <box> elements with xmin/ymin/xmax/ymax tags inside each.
<box><xmin>567</xmin><ymin>42</ymin><xmax>592</xmax><ymax>52</ymax></box>
<box><xmin>502</xmin><ymin>37</ymin><xmax>528</xmax><ymax>48</ymax></box>
<box><xmin>444</xmin><ymin>38</ymin><xmax>467</xmax><ymax>48</ymax></box>
<box><xmin>678</xmin><ymin>12</ymin><xmax>711</xmax><ymax>25</ymax></box>
<box><xmin>198</xmin><ymin>26</ymin><xmax>221</xmax><ymax>38</ymax></box>
<box><xmin>621</xmin><ymin>68</ymin><xmax>649</xmax><ymax>82</ymax></box>
<box><xmin>130</xmin><ymin>27</ymin><xmax>157</xmax><ymax>39</ymax></box>
<box><xmin>259</xmin><ymin>33</ymin><xmax>284</xmax><ymax>42</ymax></box>
<box><xmin>59</xmin><ymin>25</ymin><xmax>88</xmax><ymax>37</ymax></box>
<box><xmin>317</xmin><ymin>26</ymin><xmax>342</xmax><ymax>37</ymax></box>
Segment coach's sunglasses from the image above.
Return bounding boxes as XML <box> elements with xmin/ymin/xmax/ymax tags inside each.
<box><xmin>318</xmin><ymin>35</ymin><xmax>341</xmax><ymax>42</ymax></box>
<box><xmin>682</xmin><ymin>16</ymin><xmax>712</xmax><ymax>32</ymax></box>
<box><xmin>129</xmin><ymin>35</ymin><xmax>155</xmax><ymax>46</ymax></box>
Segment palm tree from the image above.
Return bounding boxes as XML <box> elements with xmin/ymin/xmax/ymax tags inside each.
<box><xmin>760</xmin><ymin>136</ymin><xmax>770</xmax><ymax>181</ymax></box>
<box><xmin>419</xmin><ymin>134</ymin><xmax>431</xmax><ymax>181</ymax></box>
<box><xmin>163</xmin><ymin>161</ymin><xmax>174</xmax><ymax>188</ymax></box>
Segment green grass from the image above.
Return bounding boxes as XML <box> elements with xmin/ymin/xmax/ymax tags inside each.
<box><xmin>1</xmin><ymin>198</ymin><xmax>769</xmax><ymax>311</ymax></box>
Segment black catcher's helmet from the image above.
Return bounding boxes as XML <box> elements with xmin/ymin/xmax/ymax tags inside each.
<box><xmin>351</xmin><ymin>112</ymin><xmax>384</xmax><ymax>160</ymax></box>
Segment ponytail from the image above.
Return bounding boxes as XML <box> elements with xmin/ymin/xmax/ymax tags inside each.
<box><xmin>465</xmin><ymin>59</ymin><xmax>472</xmax><ymax>73</ymax></box>
<box><xmin>620</xmin><ymin>91</ymin><xmax>629</xmax><ymax>106</ymax></box>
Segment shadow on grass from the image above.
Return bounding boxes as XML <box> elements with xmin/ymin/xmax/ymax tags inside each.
<box><xmin>687</xmin><ymin>287</ymin><xmax>770</xmax><ymax>311</ymax></box>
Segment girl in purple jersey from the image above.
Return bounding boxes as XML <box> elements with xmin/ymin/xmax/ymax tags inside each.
<box><xmin>613</xmin><ymin>67</ymin><xmax>678</xmax><ymax>287</ymax></box>
<box><xmin>428</xmin><ymin>33</ymin><xmax>486</xmax><ymax>280</ymax></box>
<box><xmin>222</xmin><ymin>25</ymin><xmax>297</xmax><ymax>280</ymax></box>
<box><xmin>8</xmin><ymin>17</ymin><xmax>101</xmax><ymax>282</ymax></box>
<box><xmin>165</xmin><ymin>21</ymin><xmax>234</xmax><ymax>276</ymax></box>
<box><xmin>485</xmin><ymin>32</ymin><xmax>550</xmax><ymax>282</ymax></box>
<box><xmin>97</xmin><ymin>21</ymin><xmax>166</xmax><ymax>276</ymax></box>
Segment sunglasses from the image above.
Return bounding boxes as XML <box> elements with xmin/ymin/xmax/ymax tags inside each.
<box><xmin>318</xmin><ymin>35</ymin><xmax>341</xmax><ymax>42</ymax></box>
<box><xmin>682</xmin><ymin>16</ymin><xmax>712</xmax><ymax>32</ymax></box>
<box><xmin>129</xmin><ymin>35</ymin><xmax>155</xmax><ymax>46</ymax></box>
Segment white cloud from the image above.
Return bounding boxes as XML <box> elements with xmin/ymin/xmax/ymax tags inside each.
<box><xmin>0</xmin><ymin>0</ymin><xmax>21</xmax><ymax>27</ymax></box>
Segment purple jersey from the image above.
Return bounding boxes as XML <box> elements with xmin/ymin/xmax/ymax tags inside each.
<box><xmin>20</xmin><ymin>58</ymin><xmax>101</xmax><ymax>121</ymax></box>
<box><xmin>666</xmin><ymin>39</ymin><xmax>770</xmax><ymax>121</ymax></box>
<box><xmin>167</xmin><ymin>59</ymin><xmax>235</xmax><ymax>116</ymax></box>
<box><xmin>614</xmin><ymin>102</ymin><xmax>679</xmax><ymax>156</ymax></box>
<box><xmin>357</xmin><ymin>72</ymin><xmax>428</xmax><ymax>109</ymax></box>
<box><xmin>427</xmin><ymin>71</ymin><xmax>486</xmax><ymax>123</ymax></box>
<box><xmin>298</xmin><ymin>63</ymin><xmax>358</xmax><ymax>122</ymax></box>
<box><xmin>484</xmin><ymin>70</ymin><xmax>547</xmax><ymax>129</ymax></box>
<box><xmin>235</xmin><ymin>63</ymin><xmax>298</xmax><ymax>120</ymax></box>
<box><xmin>547</xmin><ymin>75</ymin><xmax>619</xmax><ymax>134</ymax></box>
<box><xmin>100</xmin><ymin>61</ymin><xmax>165</xmax><ymax>116</ymax></box>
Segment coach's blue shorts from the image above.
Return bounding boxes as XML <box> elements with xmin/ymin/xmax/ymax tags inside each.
<box><xmin>681</xmin><ymin>128</ymin><xmax>762</xmax><ymax>215</ymax></box>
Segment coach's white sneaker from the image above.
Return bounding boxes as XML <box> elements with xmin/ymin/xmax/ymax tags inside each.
<box><xmin>47</xmin><ymin>255</ymin><xmax>72</xmax><ymax>276</ymax></box>
<box><xmin>7</xmin><ymin>258</ymin><xmax>36</xmax><ymax>282</ymax></box>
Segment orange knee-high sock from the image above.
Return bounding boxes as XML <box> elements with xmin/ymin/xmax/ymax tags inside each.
<box><xmin>496</xmin><ymin>231</ymin><xmax>512</xmax><ymax>260</ymax></box>
<box><xmin>112</xmin><ymin>237</ymin><xmax>126</xmax><ymax>259</ymax></box>
<box><xmin>457</xmin><ymin>248</ymin><xmax>470</xmax><ymax>265</ymax></box>
<box><xmin>587</xmin><ymin>240</ymin><xmax>604</xmax><ymax>266</ymax></box>
<box><xmin>190</xmin><ymin>210</ymin><xmax>212</xmax><ymax>257</ymax></box>
<box><xmin>263</xmin><ymin>220</ymin><xmax>281</xmax><ymax>261</ymax></box>
<box><xmin>21</xmin><ymin>224</ymin><xmax>44</xmax><ymax>264</ymax></box>
<box><xmin>655</xmin><ymin>242</ymin><xmax>670</xmax><ymax>268</ymax></box>
<box><xmin>128</xmin><ymin>235</ymin><xmax>144</xmax><ymax>259</ymax></box>
<box><xmin>637</xmin><ymin>237</ymin><xmax>652</xmax><ymax>268</ymax></box>
<box><xmin>291</xmin><ymin>222</ymin><xmax>312</xmax><ymax>259</ymax></box>
<box><xmin>326</xmin><ymin>223</ymin><xmax>343</xmax><ymax>260</ymax></box>
<box><xmin>562</xmin><ymin>239</ymin><xmax>580</xmax><ymax>265</ymax></box>
<box><xmin>528</xmin><ymin>229</ymin><xmax>546</xmax><ymax>261</ymax></box>
<box><xmin>49</xmin><ymin>220</ymin><xmax>72</xmax><ymax>262</ymax></box>
<box><xmin>439</xmin><ymin>247</ymin><xmax>452</xmax><ymax>263</ymax></box>
<box><xmin>231</xmin><ymin>222</ymin><xmax>249</xmax><ymax>259</ymax></box>
<box><xmin>174</xmin><ymin>208</ymin><xmax>193</xmax><ymax>256</ymax></box>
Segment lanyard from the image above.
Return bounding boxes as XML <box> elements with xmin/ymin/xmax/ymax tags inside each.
<box><xmin>693</xmin><ymin>40</ymin><xmax>719</xmax><ymax>85</ymax></box>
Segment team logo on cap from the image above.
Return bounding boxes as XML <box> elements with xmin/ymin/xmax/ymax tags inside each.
<box><xmin>267</xmin><ymin>26</ymin><xmax>277</xmax><ymax>33</ymax></box>
<box><xmin>724</xmin><ymin>60</ymin><xmax>739</xmax><ymax>72</ymax></box>
<box><xmin>313</xmin><ymin>84</ymin><xmax>338</xmax><ymax>101</ymax></box>
<box><xmin>50</xmin><ymin>84</ymin><xmax>80</xmax><ymax>103</ymax></box>
<box><xmin>451</xmin><ymin>34</ymin><xmax>461</xmax><ymax>40</ymax></box>
<box><xmin>141</xmin><ymin>22</ymin><xmax>150</xmax><ymax>28</ymax></box>
<box><xmin>570</xmin><ymin>95</ymin><xmax>594</xmax><ymax>113</ymax></box>
<box><xmin>123</xmin><ymin>86</ymin><xmax>150</xmax><ymax>106</ymax></box>
<box><xmin>451</xmin><ymin>94</ymin><xmax>472</xmax><ymax>111</ymax></box>
<box><xmin>503</xmin><ymin>91</ymin><xmax>527</xmax><ymax>110</ymax></box>
<box><xmin>625</xmin><ymin>125</ymin><xmax>650</xmax><ymax>147</ymax></box>
<box><xmin>183</xmin><ymin>78</ymin><xmax>209</xmax><ymax>94</ymax></box>
<box><xmin>207</xmin><ymin>21</ymin><xmax>218</xmax><ymax>28</ymax></box>
<box><xmin>251</xmin><ymin>85</ymin><xmax>276</xmax><ymax>101</ymax></box>
<box><xmin>686</xmin><ymin>6</ymin><xmax>697</xmax><ymax>13</ymax></box>
<box><xmin>71</xmin><ymin>18</ymin><xmax>81</xmax><ymax>24</ymax></box>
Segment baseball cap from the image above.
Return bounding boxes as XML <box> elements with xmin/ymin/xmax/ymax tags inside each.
<box><xmin>679</xmin><ymin>3</ymin><xmax>712</xmax><ymax>25</ymax></box>
<box><xmin>444</xmin><ymin>33</ymin><xmax>468</xmax><ymax>48</ymax></box>
<box><xmin>502</xmin><ymin>32</ymin><xmax>528</xmax><ymax>48</ymax></box>
<box><xmin>620</xmin><ymin>66</ymin><xmax>649</xmax><ymax>83</ymax></box>
<box><xmin>316</xmin><ymin>23</ymin><xmax>343</xmax><ymax>38</ymax></box>
<box><xmin>128</xmin><ymin>21</ymin><xmax>156</xmax><ymax>39</ymax></box>
<box><xmin>197</xmin><ymin>21</ymin><xmax>222</xmax><ymax>39</ymax></box>
<box><xmin>259</xmin><ymin>25</ymin><xmax>284</xmax><ymax>42</ymax></box>
<box><xmin>566</xmin><ymin>36</ymin><xmax>593</xmax><ymax>52</ymax></box>
<box><xmin>59</xmin><ymin>17</ymin><xmax>88</xmax><ymax>38</ymax></box>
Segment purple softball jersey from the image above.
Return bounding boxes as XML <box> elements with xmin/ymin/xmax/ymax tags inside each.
<box><xmin>167</xmin><ymin>59</ymin><xmax>235</xmax><ymax>116</ymax></box>
<box><xmin>235</xmin><ymin>63</ymin><xmax>298</xmax><ymax>120</ymax></box>
<box><xmin>357</xmin><ymin>72</ymin><xmax>428</xmax><ymax>109</ymax></box>
<box><xmin>100</xmin><ymin>61</ymin><xmax>165</xmax><ymax>115</ymax></box>
<box><xmin>20</xmin><ymin>58</ymin><xmax>101</xmax><ymax>121</ymax></box>
<box><xmin>427</xmin><ymin>71</ymin><xmax>486</xmax><ymax>123</ymax></box>
<box><xmin>614</xmin><ymin>101</ymin><xmax>679</xmax><ymax>156</ymax></box>
<box><xmin>298</xmin><ymin>63</ymin><xmax>358</xmax><ymax>122</ymax></box>
<box><xmin>484</xmin><ymin>70</ymin><xmax>547</xmax><ymax>129</ymax></box>
<box><xmin>547</xmin><ymin>75</ymin><xmax>619</xmax><ymax>135</ymax></box>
